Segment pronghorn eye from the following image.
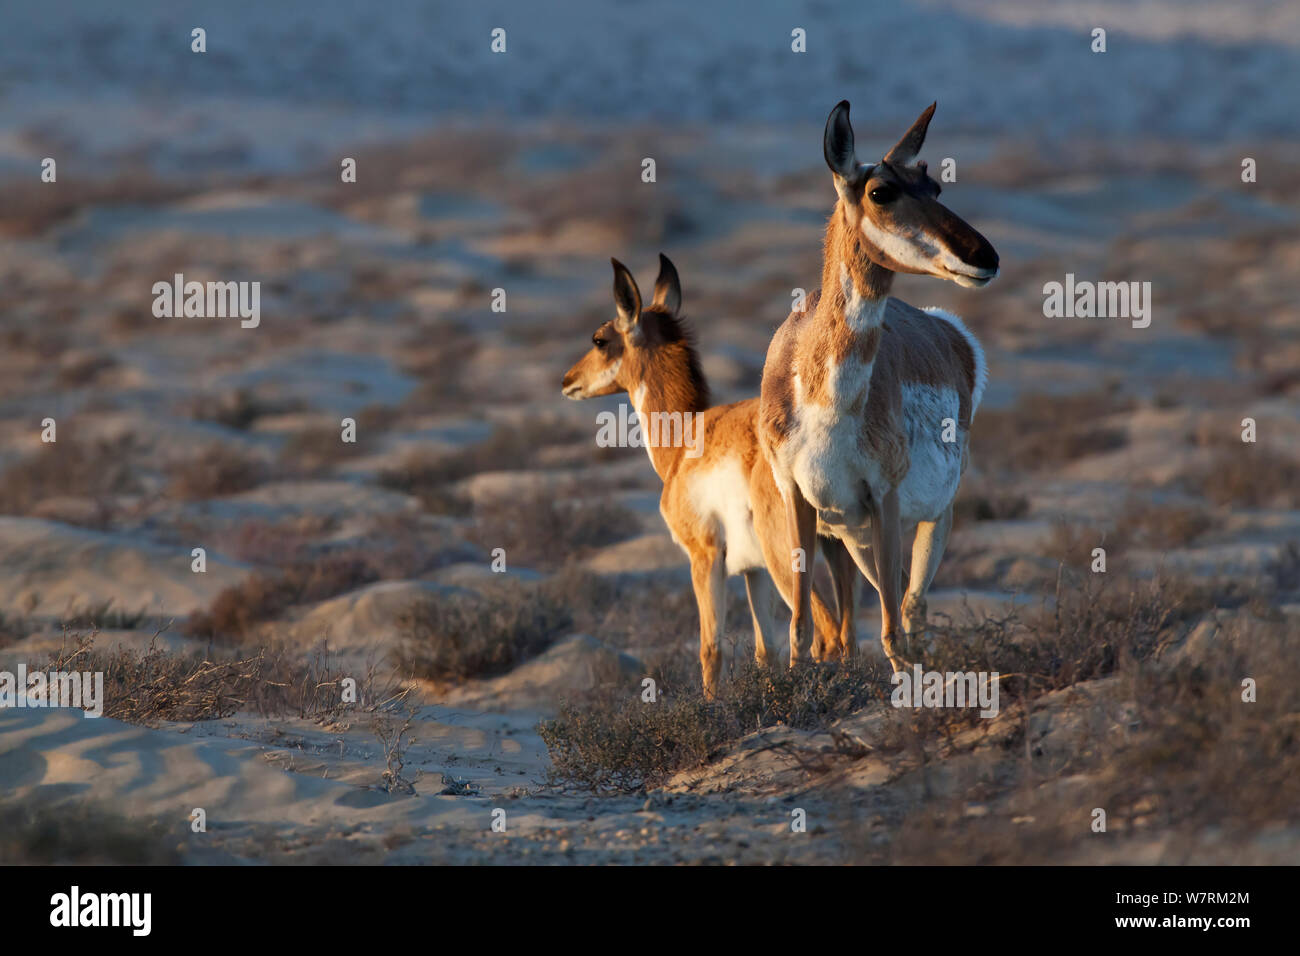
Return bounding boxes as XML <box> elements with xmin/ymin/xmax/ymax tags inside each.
<box><xmin>593</xmin><ymin>335</ymin><xmax>608</xmax><ymax>349</ymax></box>
<box><xmin>869</xmin><ymin>183</ymin><xmax>899</xmax><ymax>204</ymax></box>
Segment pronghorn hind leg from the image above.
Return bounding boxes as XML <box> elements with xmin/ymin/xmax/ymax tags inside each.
<box><xmin>743</xmin><ymin>570</ymin><xmax>780</xmax><ymax>669</ymax></box>
<box><xmin>902</xmin><ymin>504</ymin><xmax>953</xmax><ymax>654</ymax></box>
<box><xmin>820</xmin><ymin>535</ymin><xmax>859</xmax><ymax>660</ymax></box>
<box><xmin>690</xmin><ymin>547</ymin><xmax>728</xmax><ymax>698</ymax></box>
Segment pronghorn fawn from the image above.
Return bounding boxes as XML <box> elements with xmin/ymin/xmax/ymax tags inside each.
<box><xmin>758</xmin><ymin>101</ymin><xmax>998</xmax><ymax>674</ymax></box>
<box><xmin>562</xmin><ymin>255</ymin><xmax>853</xmax><ymax>697</ymax></box>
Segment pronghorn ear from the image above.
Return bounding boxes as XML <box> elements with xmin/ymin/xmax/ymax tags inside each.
<box><xmin>651</xmin><ymin>253</ymin><xmax>681</xmax><ymax>316</ymax></box>
<box><xmin>884</xmin><ymin>102</ymin><xmax>936</xmax><ymax>166</ymax></box>
<box><xmin>610</xmin><ymin>257</ymin><xmax>642</xmax><ymax>332</ymax></box>
<box><xmin>823</xmin><ymin>100</ymin><xmax>862</xmax><ymax>182</ymax></box>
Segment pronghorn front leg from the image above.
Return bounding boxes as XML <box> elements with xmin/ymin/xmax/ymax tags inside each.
<box><xmin>871</xmin><ymin>485</ymin><xmax>908</xmax><ymax>672</ymax></box>
<box><xmin>902</xmin><ymin>503</ymin><xmax>953</xmax><ymax>654</ymax></box>
<box><xmin>784</xmin><ymin>486</ymin><xmax>819</xmax><ymax>667</ymax></box>
<box><xmin>844</xmin><ymin>486</ymin><xmax>908</xmax><ymax>671</ymax></box>
<box><xmin>690</xmin><ymin>546</ymin><xmax>728</xmax><ymax>698</ymax></box>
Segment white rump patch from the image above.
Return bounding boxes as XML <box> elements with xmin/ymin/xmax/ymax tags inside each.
<box><xmin>924</xmin><ymin>307</ymin><xmax>987</xmax><ymax>415</ymax></box>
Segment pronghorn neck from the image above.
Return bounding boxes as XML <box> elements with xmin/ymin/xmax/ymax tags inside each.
<box><xmin>626</xmin><ymin>339</ymin><xmax>710</xmax><ymax>480</ymax></box>
<box><xmin>820</xmin><ymin>200</ymin><xmax>894</xmax><ymax>332</ymax></box>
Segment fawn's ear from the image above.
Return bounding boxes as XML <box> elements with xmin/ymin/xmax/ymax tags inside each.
<box><xmin>611</xmin><ymin>258</ymin><xmax>642</xmax><ymax>333</ymax></box>
<box><xmin>651</xmin><ymin>253</ymin><xmax>682</xmax><ymax>316</ymax></box>
<box><xmin>884</xmin><ymin>102</ymin><xmax>936</xmax><ymax>166</ymax></box>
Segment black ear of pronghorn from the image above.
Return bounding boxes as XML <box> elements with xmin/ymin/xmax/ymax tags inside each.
<box><xmin>884</xmin><ymin>102</ymin><xmax>937</xmax><ymax>166</ymax></box>
<box><xmin>610</xmin><ymin>257</ymin><xmax>642</xmax><ymax>331</ymax></box>
<box><xmin>823</xmin><ymin>99</ymin><xmax>863</xmax><ymax>182</ymax></box>
<box><xmin>651</xmin><ymin>252</ymin><xmax>682</xmax><ymax>315</ymax></box>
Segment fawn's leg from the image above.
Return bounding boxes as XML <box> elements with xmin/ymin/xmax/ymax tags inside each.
<box><xmin>821</xmin><ymin>536</ymin><xmax>859</xmax><ymax>660</ymax></box>
<box><xmin>743</xmin><ymin>570</ymin><xmax>780</xmax><ymax>668</ymax></box>
<box><xmin>690</xmin><ymin>548</ymin><xmax>728</xmax><ymax>698</ymax></box>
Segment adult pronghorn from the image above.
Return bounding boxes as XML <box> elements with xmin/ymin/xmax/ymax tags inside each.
<box><xmin>562</xmin><ymin>255</ymin><xmax>855</xmax><ymax>696</ymax></box>
<box><xmin>758</xmin><ymin>101</ymin><xmax>998</xmax><ymax>674</ymax></box>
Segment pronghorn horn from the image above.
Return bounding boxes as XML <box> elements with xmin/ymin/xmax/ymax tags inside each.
<box><xmin>652</xmin><ymin>253</ymin><xmax>682</xmax><ymax>315</ymax></box>
<box><xmin>884</xmin><ymin>102</ymin><xmax>936</xmax><ymax>166</ymax></box>
<box><xmin>610</xmin><ymin>257</ymin><xmax>642</xmax><ymax>331</ymax></box>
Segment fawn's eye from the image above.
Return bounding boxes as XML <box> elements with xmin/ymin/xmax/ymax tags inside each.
<box><xmin>593</xmin><ymin>335</ymin><xmax>607</xmax><ymax>349</ymax></box>
<box><xmin>869</xmin><ymin>183</ymin><xmax>899</xmax><ymax>204</ymax></box>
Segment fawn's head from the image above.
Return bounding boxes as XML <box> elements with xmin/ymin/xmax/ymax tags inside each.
<box><xmin>562</xmin><ymin>254</ymin><xmax>709</xmax><ymax>410</ymax></box>
<box><xmin>824</xmin><ymin>100</ymin><xmax>999</xmax><ymax>288</ymax></box>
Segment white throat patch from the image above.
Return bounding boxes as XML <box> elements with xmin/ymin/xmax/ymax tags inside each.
<box><xmin>838</xmin><ymin>261</ymin><xmax>887</xmax><ymax>332</ymax></box>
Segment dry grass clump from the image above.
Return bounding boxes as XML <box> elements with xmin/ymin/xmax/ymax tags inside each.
<box><xmin>0</xmin><ymin>435</ymin><xmax>144</xmax><ymax>518</ymax></box>
<box><xmin>0</xmin><ymin>798</ymin><xmax>183</xmax><ymax>865</ymax></box>
<box><xmin>166</xmin><ymin>443</ymin><xmax>270</xmax><ymax>499</ymax></box>
<box><xmin>394</xmin><ymin>570</ymin><xmax>585</xmax><ymax>682</ymax></box>
<box><xmin>539</xmin><ymin>658</ymin><xmax>889</xmax><ymax>793</ymax></box>
<box><xmin>44</xmin><ymin>632</ymin><xmax>398</xmax><ymax>724</ymax></box>
<box><xmin>972</xmin><ymin>387</ymin><xmax>1134</xmax><ymax>474</ymax></box>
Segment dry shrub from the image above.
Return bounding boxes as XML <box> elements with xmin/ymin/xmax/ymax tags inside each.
<box><xmin>1116</xmin><ymin>499</ymin><xmax>1215</xmax><ymax>549</ymax></box>
<box><xmin>166</xmin><ymin>443</ymin><xmax>269</xmax><ymax>499</ymax></box>
<box><xmin>0</xmin><ymin>435</ymin><xmax>143</xmax><ymax>517</ymax></box>
<box><xmin>923</xmin><ymin>569</ymin><xmax>1252</xmax><ymax>712</ymax></box>
<box><xmin>1189</xmin><ymin>444</ymin><xmax>1300</xmax><ymax>509</ymax></box>
<box><xmin>397</xmin><ymin>320</ymin><xmax>482</xmax><ymax>410</ymax></box>
<box><xmin>279</xmin><ymin>423</ymin><xmax>367</xmax><ymax>475</ymax></box>
<box><xmin>0</xmin><ymin>171</ymin><xmax>191</xmax><ymax>238</ymax></box>
<box><xmin>539</xmin><ymin>657</ymin><xmax>889</xmax><ymax>793</ymax></box>
<box><xmin>43</xmin><ymin>632</ymin><xmax>399</xmax><ymax>724</ymax></box>
<box><xmin>185</xmin><ymin>388</ymin><xmax>291</xmax><ymax>431</ymax></box>
<box><xmin>973</xmin><ymin>387</ymin><xmax>1134</xmax><ymax>474</ymax></box>
<box><xmin>200</xmin><ymin>514</ymin><xmax>335</xmax><ymax>566</ymax></box>
<box><xmin>187</xmin><ymin>550</ymin><xmax>380</xmax><ymax>642</ymax></box>
<box><xmin>0</xmin><ymin>799</ymin><xmax>183</xmax><ymax>865</ymax></box>
<box><xmin>394</xmin><ymin>570</ymin><xmax>585</xmax><ymax>682</ymax></box>
<box><xmin>1045</xmin><ymin>501</ymin><xmax>1215</xmax><ymax>572</ymax></box>
<box><xmin>881</xmin><ymin>614</ymin><xmax>1300</xmax><ymax>864</ymax></box>
<box><xmin>505</xmin><ymin>150</ymin><xmax>693</xmax><ymax>243</ymax></box>
<box><xmin>468</xmin><ymin>488</ymin><xmax>641</xmax><ymax>570</ymax></box>
<box><xmin>377</xmin><ymin>419</ymin><xmax>591</xmax><ymax>513</ymax></box>
<box><xmin>952</xmin><ymin>479</ymin><xmax>1030</xmax><ymax>526</ymax></box>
